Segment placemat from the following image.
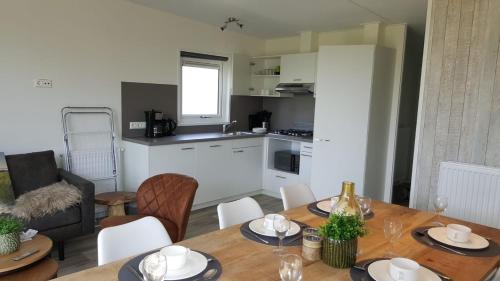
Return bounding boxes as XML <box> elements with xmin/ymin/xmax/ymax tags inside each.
<box><xmin>350</xmin><ymin>258</ymin><xmax>447</xmax><ymax>281</ymax></box>
<box><xmin>307</xmin><ymin>201</ymin><xmax>374</xmax><ymax>220</ymax></box>
<box><xmin>411</xmin><ymin>226</ymin><xmax>500</xmax><ymax>257</ymax></box>
<box><xmin>118</xmin><ymin>250</ymin><xmax>222</xmax><ymax>281</ymax></box>
<box><xmin>240</xmin><ymin>220</ymin><xmax>308</xmax><ymax>246</ymax></box>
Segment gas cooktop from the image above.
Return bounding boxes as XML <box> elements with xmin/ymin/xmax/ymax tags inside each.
<box><xmin>272</xmin><ymin>129</ymin><xmax>314</xmax><ymax>137</ymax></box>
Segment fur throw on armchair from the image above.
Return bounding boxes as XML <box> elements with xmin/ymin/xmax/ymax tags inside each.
<box><xmin>0</xmin><ymin>181</ymin><xmax>82</xmax><ymax>220</ymax></box>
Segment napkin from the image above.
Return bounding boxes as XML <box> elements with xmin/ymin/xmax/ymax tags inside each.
<box><xmin>20</xmin><ymin>229</ymin><xmax>38</xmax><ymax>242</ymax></box>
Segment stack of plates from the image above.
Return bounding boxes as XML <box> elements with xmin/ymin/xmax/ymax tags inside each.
<box><xmin>248</xmin><ymin>218</ymin><xmax>301</xmax><ymax>237</ymax></box>
<box><xmin>427</xmin><ymin>227</ymin><xmax>489</xmax><ymax>250</ymax></box>
<box><xmin>367</xmin><ymin>260</ymin><xmax>441</xmax><ymax>281</ymax></box>
<box><xmin>139</xmin><ymin>251</ymin><xmax>208</xmax><ymax>280</ymax></box>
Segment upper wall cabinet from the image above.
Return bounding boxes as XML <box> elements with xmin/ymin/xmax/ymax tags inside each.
<box><xmin>232</xmin><ymin>54</ymin><xmax>252</xmax><ymax>96</ymax></box>
<box><xmin>280</xmin><ymin>53</ymin><xmax>318</xmax><ymax>84</ymax></box>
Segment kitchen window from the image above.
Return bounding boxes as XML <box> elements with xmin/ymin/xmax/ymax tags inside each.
<box><xmin>179</xmin><ymin>51</ymin><xmax>230</xmax><ymax>126</ymax></box>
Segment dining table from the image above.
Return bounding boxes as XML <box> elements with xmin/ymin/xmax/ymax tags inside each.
<box><xmin>54</xmin><ymin>200</ymin><xmax>500</xmax><ymax>281</ymax></box>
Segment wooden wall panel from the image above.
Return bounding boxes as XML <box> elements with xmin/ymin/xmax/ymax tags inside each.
<box><xmin>412</xmin><ymin>0</ymin><xmax>500</xmax><ymax>210</ymax></box>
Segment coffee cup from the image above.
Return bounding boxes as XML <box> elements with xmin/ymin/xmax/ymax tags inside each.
<box><xmin>264</xmin><ymin>214</ymin><xmax>283</xmax><ymax>230</ymax></box>
<box><xmin>160</xmin><ymin>245</ymin><xmax>190</xmax><ymax>270</ymax></box>
<box><xmin>447</xmin><ymin>224</ymin><xmax>471</xmax><ymax>243</ymax></box>
<box><xmin>389</xmin><ymin>258</ymin><xmax>420</xmax><ymax>281</ymax></box>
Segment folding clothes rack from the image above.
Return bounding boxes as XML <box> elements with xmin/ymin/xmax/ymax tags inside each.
<box><xmin>61</xmin><ymin>107</ymin><xmax>118</xmax><ymax>193</ymax></box>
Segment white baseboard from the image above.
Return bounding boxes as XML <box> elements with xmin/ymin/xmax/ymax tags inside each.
<box><xmin>260</xmin><ymin>189</ymin><xmax>281</xmax><ymax>199</ymax></box>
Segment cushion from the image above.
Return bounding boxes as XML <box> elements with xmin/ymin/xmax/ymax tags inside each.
<box><xmin>26</xmin><ymin>205</ymin><xmax>81</xmax><ymax>231</ymax></box>
<box><xmin>0</xmin><ymin>153</ymin><xmax>15</xmax><ymax>205</ymax></box>
<box><xmin>6</xmin><ymin>150</ymin><xmax>59</xmax><ymax>197</ymax></box>
<box><xmin>100</xmin><ymin>215</ymin><xmax>179</xmax><ymax>242</ymax></box>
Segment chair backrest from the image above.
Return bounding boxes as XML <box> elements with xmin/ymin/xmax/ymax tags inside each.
<box><xmin>137</xmin><ymin>173</ymin><xmax>198</xmax><ymax>241</ymax></box>
<box><xmin>217</xmin><ymin>197</ymin><xmax>264</xmax><ymax>229</ymax></box>
<box><xmin>280</xmin><ymin>183</ymin><xmax>316</xmax><ymax>210</ymax></box>
<box><xmin>97</xmin><ymin>216</ymin><xmax>172</xmax><ymax>266</ymax></box>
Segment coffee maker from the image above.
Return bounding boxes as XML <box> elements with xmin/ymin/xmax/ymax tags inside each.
<box><xmin>144</xmin><ymin>110</ymin><xmax>177</xmax><ymax>138</ymax></box>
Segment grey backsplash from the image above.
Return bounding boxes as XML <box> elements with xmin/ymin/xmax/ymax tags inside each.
<box><xmin>121</xmin><ymin>82</ymin><xmax>315</xmax><ymax>138</ymax></box>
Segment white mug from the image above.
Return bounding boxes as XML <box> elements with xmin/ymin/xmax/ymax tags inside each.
<box><xmin>160</xmin><ymin>245</ymin><xmax>190</xmax><ymax>270</ymax></box>
<box><xmin>389</xmin><ymin>258</ymin><xmax>420</xmax><ymax>281</ymax></box>
<box><xmin>264</xmin><ymin>214</ymin><xmax>282</xmax><ymax>230</ymax></box>
<box><xmin>447</xmin><ymin>224</ymin><xmax>471</xmax><ymax>243</ymax></box>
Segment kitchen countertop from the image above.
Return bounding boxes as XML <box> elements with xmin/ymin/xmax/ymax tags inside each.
<box><xmin>122</xmin><ymin>132</ymin><xmax>313</xmax><ymax>146</ymax></box>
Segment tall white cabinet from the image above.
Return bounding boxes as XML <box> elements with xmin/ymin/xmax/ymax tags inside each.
<box><xmin>311</xmin><ymin>45</ymin><xmax>394</xmax><ymax>200</ymax></box>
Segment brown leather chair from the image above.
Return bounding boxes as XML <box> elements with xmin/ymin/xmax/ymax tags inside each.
<box><xmin>100</xmin><ymin>173</ymin><xmax>198</xmax><ymax>242</ymax></box>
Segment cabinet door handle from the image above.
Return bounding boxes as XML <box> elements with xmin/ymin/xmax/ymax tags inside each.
<box><xmin>300</xmin><ymin>154</ymin><xmax>312</xmax><ymax>157</ymax></box>
<box><xmin>209</xmin><ymin>144</ymin><xmax>222</xmax><ymax>148</ymax></box>
<box><xmin>314</xmin><ymin>138</ymin><xmax>332</xmax><ymax>142</ymax></box>
<box><xmin>181</xmin><ymin>147</ymin><xmax>195</xmax><ymax>150</ymax></box>
<box><xmin>233</xmin><ymin>150</ymin><xmax>244</xmax><ymax>153</ymax></box>
<box><xmin>303</xmin><ymin>146</ymin><xmax>313</xmax><ymax>149</ymax></box>
<box><xmin>276</xmin><ymin>175</ymin><xmax>287</xmax><ymax>179</ymax></box>
<box><xmin>293</xmin><ymin>78</ymin><xmax>302</xmax><ymax>82</ymax></box>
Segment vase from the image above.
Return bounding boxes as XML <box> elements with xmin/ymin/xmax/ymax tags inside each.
<box><xmin>0</xmin><ymin>232</ymin><xmax>20</xmax><ymax>255</ymax></box>
<box><xmin>321</xmin><ymin>237</ymin><xmax>357</xmax><ymax>268</ymax></box>
<box><xmin>330</xmin><ymin>181</ymin><xmax>364</xmax><ymax>220</ymax></box>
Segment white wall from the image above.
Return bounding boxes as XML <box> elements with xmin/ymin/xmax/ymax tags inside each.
<box><xmin>0</xmin><ymin>0</ymin><xmax>265</xmax><ymax>157</ymax></box>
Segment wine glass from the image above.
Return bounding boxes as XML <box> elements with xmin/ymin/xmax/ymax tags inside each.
<box><xmin>273</xmin><ymin>215</ymin><xmax>291</xmax><ymax>255</ymax></box>
<box><xmin>384</xmin><ymin>217</ymin><xmax>403</xmax><ymax>257</ymax></box>
<box><xmin>357</xmin><ymin>196</ymin><xmax>372</xmax><ymax>216</ymax></box>
<box><xmin>433</xmin><ymin>195</ymin><xmax>448</xmax><ymax>226</ymax></box>
<box><xmin>279</xmin><ymin>254</ymin><xmax>303</xmax><ymax>281</ymax></box>
<box><xmin>141</xmin><ymin>252</ymin><xmax>168</xmax><ymax>281</ymax></box>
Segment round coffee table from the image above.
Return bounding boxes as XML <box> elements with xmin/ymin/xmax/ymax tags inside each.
<box><xmin>0</xmin><ymin>234</ymin><xmax>53</xmax><ymax>275</ymax></box>
<box><xmin>2</xmin><ymin>258</ymin><xmax>58</xmax><ymax>281</ymax></box>
<box><xmin>95</xmin><ymin>191</ymin><xmax>137</xmax><ymax>217</ymax></box>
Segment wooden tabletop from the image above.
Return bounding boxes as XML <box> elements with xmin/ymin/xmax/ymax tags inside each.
<box><xmin>54</xmin><ymin>201</ymin><xmax>500</xmax><ymax>281</ymax></box>
<box><xmin>95</xmin><ymin>192</ymin><xmax>136</xmax><ymax>206</ymax></box>
<box><xmin>0</xmin><ymin>234</ymin><xmax>53</xmax><ymax>274</ymax></box>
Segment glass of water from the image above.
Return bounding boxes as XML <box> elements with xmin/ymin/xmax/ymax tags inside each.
<box><xmin>279</xmin><ymin>254</ymin><xmax>303</xmax><ymax>281</ymax></box>
<box><xmin>433</xmin><ymin>195</ymin><xmax>448</xmax><ymax>226</ymax></box>
<box><xmin>357</xmin><ymin>196</ymin><xmax>372</xmax><ymax>216</ymax></box>
<box><xmin>384</xmin><ymin>217</ymin><xmax>403</xmax><ymax>257</ymax></box>
<box><xmin>141</xmin><ymin>252</ymin><xmax>167</xmax><ymax>281</ymax></box>
<box><xmin>273</xmin><ymin>215</ymin><xmax>291</xmax><ymax>255</ymax></box>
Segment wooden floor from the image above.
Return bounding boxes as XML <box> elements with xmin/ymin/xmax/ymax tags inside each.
<box><xmin>51</xmin><ymin>194</ymin><xmax>282</xmax><ymax>276</ymax></box>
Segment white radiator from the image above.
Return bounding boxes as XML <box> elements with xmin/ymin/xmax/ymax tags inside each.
<box><xmin>438</xmin><ymin>161</ymin><xmax>500</xmax><ymax>228</ymax></box>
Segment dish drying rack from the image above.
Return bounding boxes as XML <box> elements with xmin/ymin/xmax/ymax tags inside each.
<box><xmin>61</xmin><ymin>107</ymin><xmax>118</xmax><ymax>194</ymax></box>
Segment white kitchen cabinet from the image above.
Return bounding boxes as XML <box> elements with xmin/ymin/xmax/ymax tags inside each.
<box><xmin>230</xmin><ymin>145</ymin><xmax>263</xmax><ymax>196</ymax></box>
<box><xmin>196</xmin><ymin>141</ymin><xmax>232</xmax><ymax>204</ymax></box>
<box><xmin>311</xmin><ymin>45</ymin><xmax>394</xmax><ymax>201</ymax></box>
<box><xmin>232</xmin><ymin>54</ymin><xmax>252</xmax><ymax>96</ymax></box>
<box><xmin>299</xmin><ymin>143</ymin><xmax>313</xmax><ymax>186</ymax></box>
<box><xmin>149</xmin><ymin>143</ymin><xmax>197</xmax><ymax>178</ymax></box>
<box><xmin>280</xmin><ymin>53</ymin><xmax>317</xmax><ymax>84</ymax></box>
<box><xmin>263</xmin><ymin>168</ymin><xmax>299</xmax><ymax>196</ymax></box>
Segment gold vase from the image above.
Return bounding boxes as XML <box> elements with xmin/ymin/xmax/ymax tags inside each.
<box><xmin>330</xmin><ymin>181</ymin><xmax>364</xmax><ymax>220</ymax></box>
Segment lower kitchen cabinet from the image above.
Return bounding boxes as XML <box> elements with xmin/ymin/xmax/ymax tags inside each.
<box><xmin>230</xmin><ymin>145</ymin><xmax>263</xmax><ymax>197</ymax></box>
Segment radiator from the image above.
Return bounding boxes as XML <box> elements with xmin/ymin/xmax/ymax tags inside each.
<box><xmin>438</xmin><ymin>162</ymin><xmax>500</xmax><ymax>228</ymax></box>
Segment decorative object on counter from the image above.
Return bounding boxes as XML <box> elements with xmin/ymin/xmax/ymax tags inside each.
<box><xmin>330</xmin><ymin>181</ymin><xmax>364</xmax><ymax>220</ymax></box>
<box><xmin>301</xmin><ymin>228</ymin><xmax>321</xmax><ymax>261</ymax></box>
<box><xmin>319</xmin><ymin>213</ymin><xmax>367</xmax><ymax>268</ymax></box>
<box><xmin>411</xmin><ymin>226</ymin><xmax>500</xmax><ymax>257</ymax></box>
<box><xmin>118</xmin><ymin>250</ymin><xmax>222</xmax><ymax>281</ymax></box>
<box><xmin>0</xmin><ymin>216</ymin><xmax>22</xmax><ymax>255</ymax></box>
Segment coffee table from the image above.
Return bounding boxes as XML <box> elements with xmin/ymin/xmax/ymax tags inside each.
<box><xmin>2</xmin><ymin>257</ymin><xmax>58</xmax><ymax>281</ymax></box>
<box><xmin>95</xmin><ymin>191</ymin><xmax>137</xmax><ymax>216</ymax></box>
<box><xmin>0</xmin><ymin>234</ymin><xmax>53</xmax><ymax>275</ymax></box>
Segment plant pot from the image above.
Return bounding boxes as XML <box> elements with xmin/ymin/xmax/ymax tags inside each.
<box><xmin>0</xmin><ymin>232</ymin><xmax>20</xmax><ymax>255</ymax></box>
<box><xmin>321</xmin><ymin>237</ymin><xmax>357</xmax><ymax>268</ymax></box>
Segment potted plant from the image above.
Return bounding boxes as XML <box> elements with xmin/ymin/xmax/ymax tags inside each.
<box><xmin>0</xmin><ymin>216</ymin><xmax>22</xmax><ymax>255</ymax></box>
<box><xmin>319</xmin><ymin>213</ymin><xmax>367</xmax><ymax>268</ymax></box>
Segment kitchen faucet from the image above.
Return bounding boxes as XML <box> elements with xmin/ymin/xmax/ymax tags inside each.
<box><xmin>223</xmin><ymin>120</ymin><xmax>237</xmax><ymax>133</ymax></box>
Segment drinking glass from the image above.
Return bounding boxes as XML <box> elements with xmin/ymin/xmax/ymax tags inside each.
<box><xmin>273</xmin><ymin>215</ymin><xmax>291</xmax><ymax>255</ymax></box>
<box><xmin>433</xmin><ymin>195</ymin><xmax>448</xmax><ymax>226</ymax></box>
<box><xmin>384</xmin><ymin>217</ymin><xmax>403</xmax><ymax>257</ymax></box>
<box><xmin>279</xmin><ymin>254</ymin><xmax>303</xmax><ymax>281</ymax></box>
<box><xmin>141</xmin><ymin>252</ymin><xmax>168</xmax><ymax>281</ymax></box>
<box><xmin>357</xmin><ymin>196</ymin><xmax>372</xmax><ymax>216</ymax></box>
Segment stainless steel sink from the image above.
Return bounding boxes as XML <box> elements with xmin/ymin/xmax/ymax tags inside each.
<box><xmin>222</xmin><ymin>131</ymin><xmax>254</xmax><ymax>136</ymax></box>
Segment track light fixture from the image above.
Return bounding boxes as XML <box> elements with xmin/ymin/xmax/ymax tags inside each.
<box><xmin>220</xmin><ymin>17</ymin><xmax>243</xmax><ymax>31</ymax></box>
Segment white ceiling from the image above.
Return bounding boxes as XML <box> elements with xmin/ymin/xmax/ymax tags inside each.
<box><xmin>127</xmin><ymin>0</ymin><xmax>427</xmax><ymax>39</ymax></box>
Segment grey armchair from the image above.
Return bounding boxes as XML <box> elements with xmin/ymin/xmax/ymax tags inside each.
<box><xmin>5</xmin><ymin>150</ymin><xmax>95</xmax><ymax>260</ymax></box>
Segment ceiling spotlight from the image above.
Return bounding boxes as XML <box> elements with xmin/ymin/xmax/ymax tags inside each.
<box><xmin>220</xmin><ymin>17</ymin><xmax>243</xmax><ymax>32</ymax></box>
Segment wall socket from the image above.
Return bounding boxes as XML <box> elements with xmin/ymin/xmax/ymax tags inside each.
<box><xmin>34</xmin><ymin>79</ymin><xmax>53</xmax><ymax>88</ymax></box>
<box><xmin>130</xmin><ymin>122</ymin><xmax>146</xmax><ymax>130</ymax></box>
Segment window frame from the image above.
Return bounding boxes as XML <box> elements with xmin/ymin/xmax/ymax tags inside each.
<box><xmin>178</xmin><ymin>53</ymin><xmax>230</xmax><ymax>126</ymax></box>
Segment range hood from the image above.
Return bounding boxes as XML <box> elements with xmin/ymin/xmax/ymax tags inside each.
<box><xmin>275</xmin><ymin>83</ymin><xmax>314</xmax><ymax>94</ymax></box>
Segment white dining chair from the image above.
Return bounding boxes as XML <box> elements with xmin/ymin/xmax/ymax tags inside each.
<box><xmin>217</xmin><ymin>197</ymin><xmax>264</xmax><ymax>229</ymax></box>
<box><xmin>97</xmin><ymin>216</ymin><xmax>172</xmax><ymax>265</ymax></box>
<box><xmin>280</xmin><ymin>183</ymin><xmax>316</xmax><ymax>210</ymax></box>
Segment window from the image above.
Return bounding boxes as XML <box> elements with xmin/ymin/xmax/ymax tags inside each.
<box><xmin>179</xmin><ymin>51</ymin><xmax>230</xmax><ymax>125</ymax></box>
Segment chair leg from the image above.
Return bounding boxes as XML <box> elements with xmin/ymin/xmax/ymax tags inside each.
<box><xmin>57</xmin><ymin>241</ymin><xmax>65</xmax><ymax>261</ymax></box>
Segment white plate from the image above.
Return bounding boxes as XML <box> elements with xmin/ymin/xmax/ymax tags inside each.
<box><xmin>427</xmin><ymin>227</ymin><xmax>489</xmax><ymax>250</ymax></box>
<box><xmin>139</xmin><ymin>251</ymin><xmax>208</xmax><ymax>280</ymax></box>
<box><xmin>248</xmin><ymin>218</ymin><xmax>301</xmax><ymax>237</ymax></box>
<box><xmin>367</xmin><ymin>260</ymin><xmax>441</xmax><ymax>281</ymax></box>
<box><xmin>316</xmin><ymin>200</ymin><xmax>332</xmax><ymax>213</ymax></box>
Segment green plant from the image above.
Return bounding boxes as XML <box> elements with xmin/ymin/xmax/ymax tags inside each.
<box><xmin>319</xmin><ymin>213</ymin><xmax>367</xmax><ymax>241</ymax></box>
<box><xmin>0</xmin><ymin>217</ymin><xmax>22</xmax><ymax>235</ymax></box>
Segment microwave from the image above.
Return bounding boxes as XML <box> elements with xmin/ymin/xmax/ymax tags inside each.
<box><xmin>274</xmin><ymin>150</ymin><xmax>300</xmax><ymax>174</ymax></box>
